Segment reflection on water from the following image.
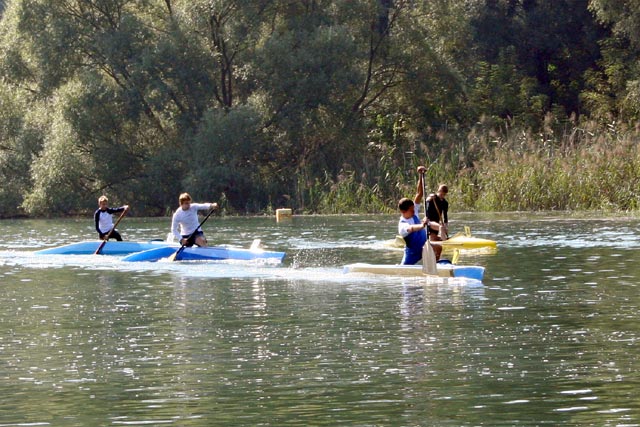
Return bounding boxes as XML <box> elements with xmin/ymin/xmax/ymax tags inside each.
<box><xmin>1</xmin><ymin>214</ymin><xmax>640</xmax><ymax>425</ymax></box>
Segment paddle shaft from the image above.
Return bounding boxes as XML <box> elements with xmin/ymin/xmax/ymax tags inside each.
<box><xmin>421</xmin><ymin>172</ymin><xmax>432</xmax><ymax>243</ymax></box>
<box><xmin>94</xmin><ymin>208</ymin><xmax>128</xmax><ymax>255</ymax></box>
<box><xmin>169</xmin><ymin>208</ymin><xmax>216</xmax><ymax>261</ymax></box>
<box><xmin>421</xmin><ymin>173</ymin><xmax>427</xmax><ymax>222</ymax></box>
<box><xmin>421</xmin><ymin>172</ymin><xmax>438</xmax><ymax>274</ymax></box>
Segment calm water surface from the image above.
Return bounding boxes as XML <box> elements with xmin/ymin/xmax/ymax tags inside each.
<box><xmin>1</xmin><ymin>213</ymin><xmax>640</xmax><ymax>426</ymax></box>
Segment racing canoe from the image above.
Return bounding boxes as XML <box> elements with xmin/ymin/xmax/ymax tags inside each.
<box><xmin>343</xmin><ymin>262</ymin><xmax>485</xmax><ymax>281</ymax></box>
<box><xmin>34</xmin><ymin>240</ymin><xmax>169</xmax><ymax>256</ymax></box>
<box><xmin>34</xmin><ymin>240</ymin><xmax>286</xmax><ymax>264</ymax></box>
<box><xmin>121</xmin><ymin>244</ymin><xmax>286</xmax><ymax>263</ymax></box>
<box><xmin>389</xmin><ymin>226</ymin><xmax>497</xmax><ymax>250</ymax></box>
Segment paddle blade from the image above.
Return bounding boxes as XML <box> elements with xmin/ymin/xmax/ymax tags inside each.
<box><xmin>438</xmin><ymin>223</ymin><xmax>448</xmax><ymax>241</ymax></box>
<box><xmin>422</xmin><ymin>242</ymin><xmax>437</xmax><ymax>275</ymax></box>
<box><xmin>452</xmin><ymin>248</ymin><xmax>460</xmax><ymax>265</ymax></box>
<box><xmin>168</xmin><ymin>243</ymin><xmax>188</xmax><ymax>261</ymax></box>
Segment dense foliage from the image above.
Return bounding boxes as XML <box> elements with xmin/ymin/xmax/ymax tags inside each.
<box><xmin>0</xmin><ymin>0</ymin><xmax>639</xmax><ymax>217</ymax></box>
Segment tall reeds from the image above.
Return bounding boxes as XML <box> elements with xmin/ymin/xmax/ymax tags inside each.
<box><xmin>471</xmin><ymin>120</ymin><xmax>640</xmax><ymax>211</ymax></box>
<box><xmin>307</xmin><ymin>119</ymin><xmax>640</xmax><ymax>214</ymax></box>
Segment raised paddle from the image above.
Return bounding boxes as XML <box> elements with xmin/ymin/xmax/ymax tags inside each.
<box><xmin>168</xmin><ymin>207</ymin><xmax>216</xmax><ymax>262</ymax></box>
<box><xmin>94</xmin><ymin>208</ymin><xmax>128</xmax><ymax>255</ymax></box>
<box><xmin>420</xmin><ymin>172</ymin><xmax>438</xmax><ymax>275</ymax></box>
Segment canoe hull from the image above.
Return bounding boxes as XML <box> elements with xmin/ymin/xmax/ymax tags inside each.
<box><xmin>121</xmin><ymin>245</ymin><xmax>286</xmax><ymax>263</ymax></box>
<box><xmin>391</xmin><ymin>235</ymin><xmax>497</xmax><ymax>250</ymax></box>
<box><xmin>441</xmin><ymin>235</ymin><xmax>497</xmax><ymax>249</ymax></box>
<box><xmin>34</xmin><ymin>240</ymin><xmax>286</xmax><ymax>264</ymax></box>
<box><xmin>343</xmin><ymin>262</ymin><xmax>484</xmax><ymax>281</ymax></box>
<box><xmin>34</xmin><ymin>241</ymin><xmax>168</xmax><ymax>256</ymax></box>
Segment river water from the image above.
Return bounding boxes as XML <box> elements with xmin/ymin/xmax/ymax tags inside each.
<box><xmin>1</xmin><ymin>213</ymin><xmax>639</xmax><ymax>426</ymax></box>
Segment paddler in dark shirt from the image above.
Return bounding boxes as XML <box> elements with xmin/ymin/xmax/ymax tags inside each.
<box><xmin>94</xmin><ymin>195</ymin><xmax>129</xmax><ymax>241</ymax></box>
<box><xmin>425</xmin><ymin>184</ymin><xmax>449</xmax><ymax>248</ymax></box>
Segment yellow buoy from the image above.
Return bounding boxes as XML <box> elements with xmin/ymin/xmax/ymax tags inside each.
<box><xmin>276</xmin><ymin>208</ymin><xmax>292</xmax><ymax>222</ymax></box>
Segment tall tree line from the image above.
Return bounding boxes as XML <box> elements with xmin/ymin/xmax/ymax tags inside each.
<box><xmin>0</xmin><ymin>0</ymin><xmax>636</xmax><ymax>217</ymax></box>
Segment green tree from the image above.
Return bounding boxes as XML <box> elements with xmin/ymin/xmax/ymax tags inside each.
<box><xmin>469</xmin><ymin>0</ymin><xmax>605</xmax><ymax>122</ymax></box>
<box><xmin>185</xmin><ymin>106</ymin><xmax>263</xmax><ymax>212</ymax></box>
<box><xmin>2</xmin><ymin>0</ymin><xmax>638</xmax><ymax>216</ymax></box>
<box><xmin>0</xmin><ymin>86</ymin><xmax>44</xmax><ymax>217</ymax></box>
<box><xmin>587</xmin><ymin>0</ymin><xmax>640</xmax><ymax>123</ymax></box>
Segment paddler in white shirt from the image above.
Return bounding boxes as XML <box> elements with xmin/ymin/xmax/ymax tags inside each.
<box><xmin>171</xmin><ymin>192</ymin><xmax>218</xmax><ymax>247</ymax></box>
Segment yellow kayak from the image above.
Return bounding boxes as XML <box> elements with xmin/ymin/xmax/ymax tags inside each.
<box><xmin>439</xmin><ymin>233</ymin><xmax>497</xmax><ymax>249</ymax></box>
<box><xmin>387</xmin><ymin>226</ymin><xmax>497</xmax><ymax>250</ymax></box>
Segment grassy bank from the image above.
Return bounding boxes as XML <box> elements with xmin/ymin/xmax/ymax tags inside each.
<box><xmin>308</xmin><ymin>120</ymin><xmax>640</xmax><ymax>214</ymax></box>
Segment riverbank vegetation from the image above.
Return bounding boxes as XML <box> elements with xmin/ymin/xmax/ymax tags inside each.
<box><xmin>0</xmin><ymin>0</ymin><xmax>639</xmax><ymax>217</ymax></box>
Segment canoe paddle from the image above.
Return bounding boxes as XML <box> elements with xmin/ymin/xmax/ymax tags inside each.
<box><xmin>94</xmin><ymin>208</ymin><xmax>128</xmax><ymax>255</ymax></box>
<box><xmin>168</xmin><ymin>207</ymin><xmax>216</xmax><ymax>262</ymax></box>
<box><xmin>420</xmin><ymin>172</ymin><xmax>438</xmax><ymax>275</ymax></box>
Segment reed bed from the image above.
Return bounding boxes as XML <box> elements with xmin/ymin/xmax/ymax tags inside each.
<box><xmin>308</xmin><ymin>121</ymin><xmax>640</xmax><ymax>213</ymax></box>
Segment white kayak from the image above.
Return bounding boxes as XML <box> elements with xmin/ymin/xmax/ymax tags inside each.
<box><xmin>343</xmin><ymin>262</ymin><xmax>485</xmax><ymax>281</ymax></box>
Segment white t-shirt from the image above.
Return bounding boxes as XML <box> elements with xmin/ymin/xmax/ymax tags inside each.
<box><xmin>398</xmin><ymin>203</ymin><xmax>421</xmax><ymax>237</ymax></box>
<box><xmin>171</xmin><ymin>203</ymin><xmax>213</xmax><ymax>239</ymax></box>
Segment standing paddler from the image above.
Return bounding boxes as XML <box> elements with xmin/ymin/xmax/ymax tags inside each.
<box><xmin>425</xmin><ymin>184</ymin><xmax>449</xmax><ymax>247</ymax></box>
<box><xmin>94</xmin><ymin>196</ymin><xmax>129</xmax><ymax>242</ymax></box>
<box><xmin>397</xmin><ymin>166</ymin><xmax>440</xmax><ymax>264</ymax></box>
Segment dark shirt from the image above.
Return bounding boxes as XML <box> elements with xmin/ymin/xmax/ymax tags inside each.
<box><xmin>94</xmin><ymin>206</ymin><xmax>126</xmax><ymax>234</ymax></box>
<box><xmin>425</xmin><ymin>194</ymin><xmax>448</xmax><ymax>234</ymax></box>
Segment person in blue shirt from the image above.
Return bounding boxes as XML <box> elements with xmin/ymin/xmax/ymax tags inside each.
<box><xmin>398</xmin><ymin>165</ymin><xmax>440</xmax><ymax>264</ymax></box>
<box><xmin>94</xmin><ymin>196</ymin><xmax>128</xmax><ymax>241</ymax></box>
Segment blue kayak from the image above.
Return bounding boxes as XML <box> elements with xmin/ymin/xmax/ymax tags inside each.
<box><xmin>34</xmin><ymin>240</ymin><xmax>286</xmax><ymax>264</ymax></box>
<box><xmin>121</xmin><ymin>245</ymin><xmax>286</xmax><ymax>263</ymax></box>
<box><xmin>34</xmin><ymin>241</ymin><xmax>169</xmax><ymax>256</ymax></box>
